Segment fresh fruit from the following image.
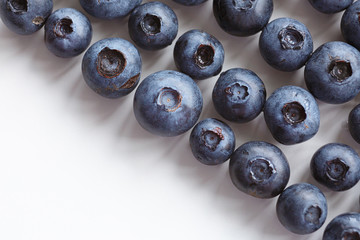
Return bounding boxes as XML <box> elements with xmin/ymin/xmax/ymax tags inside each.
<box><xmin>173</xmin><ymin>29</ymin><xmax>224</xmax><ymax>80</ymax></box>
<box><xmin>276</xmin><ymin>183</ymin><xmax>328</xmax><ymax>235</ymax></box>
<box><xmin>259</xmin><ymin>17</ymin><xmax>313</xmax><ymax>72</ymax></box>
<box><xmin>341</xmin><ymin>0</ymin><xmax>360</xmax><ymax>51</ymax></box>
<box><xmin>0</xmin><ymin>0</ymin><xmax>53</xmax><ymax>35</ymax></box>
<box><xmin>212</xmin><ymin>68</ymin><xmax>266</xmax><ymax>123</ymax></box>
<box><xmin>229</xmin><ymin>141</ymin><xmax>290</xmax><ymax>199</ymax></box>
<box><xmin>323</xmin><ymin>212</ymin><xmax>360</xmax><ymax>240</ymax></box>
<box><xmin>82</xmin><ymin>38</ymin><xmax>142</xmax><ymax>98</ymax></box>
<box><xmin>128</xmin><ymin>1</ymin><xmax>178</xmax><ymax>51</ymax></box>
<box><xmin>213</xmin><ymin>0</ymin><xmax>273</xmax><ymax>37</ymax></box>
<box><xmin>190</xmin><ymin>118</ymin><xmax>235</xmax><ymax>165</ymax></box>
<box><xmin>308</xmin><ymin>0</ymin><xmax>353</xmax><ymax>14</ymax></box>
<box><xmin>348</xmin><ymin>104</ymin><xmax>360</xmax><ymax>143</ymax></box>
<box><xmin>173</xmin><ymin>0</ymin><xmax>207</xmax><ymax>6</ymax></box>
<box><xmin>310</xmin><ymin>143</ymin><xmax>360</xmax><ymax>191</ymax></box>
<box><xmin>263</xmin><ymin>85</ymin><xmax>320</xmax><ymax>145</ymax></box>
<box><xmin>304</xmin><ymin>41</ymin><xmax>360</xmax><ymax>104</ymax></box>
<box><xmin>44</xmin><ymin>8</ymin><xmax>92</xmax><ymax>58</ymax></box>
<box><xmin>133</xmin><ymin>70</ymin><xmax>203</xmax><ymax>137</ymax></box>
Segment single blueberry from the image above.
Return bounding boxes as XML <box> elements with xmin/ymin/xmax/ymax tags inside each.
<box><xmin>308</xmin><ymin>0</ymin><xmax>353</xmax><ymax>14</ymax></box>
<box><xmin>341</xmin><ymin>1</ymin><xmax>360</xmax><ymax>51</ymax></box>
<box><xmin>79</xmin><ymin>0</ymin><xmax>142</xmax><ymax>20</ymax></box>
<box><xmin>213</xmin><ymin>0</ymin><xmax>273</xmax><ymax>37</ymax></box>
<box><xmin>133</xmin><ymin>70</ymin><xmax>203</xmax><ymax>137</ymax></box>
<box><xmin>348</xmin><ymin>104</ymin><xmax>360</xmax><ymax>144</ymax></box>
<box><xmin>190</xmin><ymin>118</ymin><xmax>235</xmax><ymax>165</ymax></box>
<box><xmin>0</xmin><ymin>0</ymin><xmax>53</xmax><ymax>35</ymax></box>
<box><xmin>82</xmin><ymin>38</ymin><xmax>142</xmax><ymax>99</ymax></box>
<box><xmin>304</xmin><ymin>41</ymin><xmax>360</xmax><ymax>104</ymax></box>
<box><xmin>128</xmin><ymin>1</ymin><xmax>178</xmax><ymax>51</ymax></box>
<box><xmin>276</xmin><ymin>183</ymin><xmax>328</xmax><ymax>235</ymax></box>
<box><xmin>263</xmin><ymin>85</ymin><xmax>320</xmax><ymax>145</ymax></box>
<box><xmin>173</xmin><ymin>29</ymin><xmax>225</xmax><ymax>80</ymax></box>
<box><xmin>229</xmin><ymin>141</ymin><xmax>290</xmax><ymax>199</ymax></box>
<box><xmin>44</xmin><ymin>8</ymin><xmax>92</xmax><ymax>58</ymax></box>
<box><xmin>323</xmin><ymin>212</ymin><xmax>360</xmax><ymax>240</ymax></box>
<box><xmin>212</xmin><ymin>68</ymin><xmax>266</xmax><ymax>123</ymax></box>
<box><xmin>259</xmin><ymin>17</ymin><xmax>313</xmax><ymax>72</ymax></box>
<box><xmin>173</xmin><ymin>0</ymin><xmax>207</xmax><ymax>6</ymax></box>
<box><xmin>311</xmin><ymin>143</ymin><xmax>360</xmax><ymax>191</ymax></box>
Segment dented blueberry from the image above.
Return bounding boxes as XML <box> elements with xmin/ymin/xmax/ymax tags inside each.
<box><xmin>82</xmin><ymin>38</ymin><xmax>142</xmax><ymax>98</ymax></box>
<box><xmin>229</xmin><ymin>141</ymin><xmax>290</xmax><ymax>199</ymax></box>
<box><xmin>133</xmin><ymin>70</ymin><xmax>203</xmax><ymax>137</ymax></box>
<box><xmin>276</xmin><ymin>183</ymin><xmax>328</xmax><ymax>235</ymax></box>
<box><xmin>0</xmin><ymin>0</ymin><xmax>53</xmax><ymax>35</ymax></box>
<box><xmin>190</xmin><ymin>118</ymin><xmax>235</xmax><ymax>165</ymax></box>
<box><xmin>310</xmin><ymin>143</ymin><xmax>360</xmax><ymax>191</ymax></box>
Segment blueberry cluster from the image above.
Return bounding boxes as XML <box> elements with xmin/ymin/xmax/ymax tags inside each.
<box><xmin>2</xmin><ymin>0</ymin><xmax>360</xmax><ymax>238</ymax></box>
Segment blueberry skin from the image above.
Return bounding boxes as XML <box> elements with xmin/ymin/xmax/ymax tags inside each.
<box><xmin>133</xmin><ymin>70</ymin><xmax>203</xmax><ymax>137</ymax></box>
<box><xmin>0</xmin><ymin>0</ymin><xmax>53</xmax><ymax>35</ymax></box>
<box><xmin>173</xmin><ymin>0</ymin><xmax>207</xmax><ymax>6</ymax></box>
<box><xmin>79</xmin><ymin>0</ymin><xmax>142</xmax><ymax>20</ymax></box>
<box><xmin>304</xmin><ymin>41</ymin><xmax>360</xmax><ymax>104</ymax></box>
<box><xmin>212</xmin><ymin>68</ymin><xmax>266</xmax><ymax>123</ymax></box>
<box><xmin>44</xmin><ymin>8</ymin><xmax>92</xmax><ymax>58</ymax></box>
<box><xmin>308</xmin><ymin>0</ymin><xmax>353</xmax><ymax>14</ymax></box>
<box><xmin>173</xmin><ymin>29</ymin><xmax>225</xmax><ymax>80</ymax></box>
<box><xmin>229</xmin><ymin>141</ymin><xmax>290</xmax><ymax>199</ymax></box>
<box><xmin>323</xmin><ymin>212</ymin><xmax>360</xmax><ymax>240</ymax></box>
<box><xmin>341</xmin><ymin>1</ymin><xmax>360</xmax><ymax>51</ymax></box>
<box><xmin>264</xmin><ymin>85</ymin><xmax>320</xmax><ymax>145</ymax></box>
<box><xmin>128</xmin><ymin>2</ymin><xmax>178</xmax><ymax>51</ymax></box>
<box><xmin>348</xmin><ymin>104</ymin><xmax>360</xmax><ymax>143</ymax></box>
<box><xmin>213</xmin><ymin>0</ymin><xmax>273</xmax><ymax>37</ymax></box>
<box><xmin>259</xmin><ymin>17</ymin><xmax>313</xmax><ymax>72</ymax></box>
<box><xmin>82</xmin><ymin>38</ymin><xmax>142</xmax><ymax>99</ymax></box>
<box><xmin>190</xmin><ymin>118</ymin><xmax>235</xmax><ymax>165</ymax></box>
<box><xmin>311</xmin><ymin>143</ymin><xmax>360</xmax><ymax>191</ymax></box>
<box><xmin>276</xmin><ymin>183</ymin><xmax>328</xmax><ymax>235</ymax></box>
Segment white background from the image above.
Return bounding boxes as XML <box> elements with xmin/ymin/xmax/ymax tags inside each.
<box><xmin>0</xmin><ymin>0</ymin><xmax>359</xmax><ymax>239</ymax></box>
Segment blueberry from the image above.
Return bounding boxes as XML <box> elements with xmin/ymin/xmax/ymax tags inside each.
<box><xmin>259</xmin><ymin>17</ymin><xmax>313</xmax><ymax>72</ymax></box>
<box><xmin>311</xmin><ymin>143</ymin><xmax>360</xmax><ymax>191</ymax></box>
<box><xmin>323</xmin><ymin>212</ymin><xmax>360</xmax><ymax>240</ymax></box>
<box><xmin>190</xmin><ymin>118</ymin><xmax>235</xmax><ymax>165</ymax></box>
<box><xmin>173</xmin><ymin>0</ymin><xmax>207</xmax><ymax>6</ymax></box>
<box><xmin>229</xmin><ymin>141</ymin><xmax>290</xmax><ymax>199</ymax></box>
<box><xmin>213</xmin><ymin>0</ymin><xmax>273</xmax><ymax>37</ymax></box>
<box><xmin>212</xmin><ymin>68</ymin><xmax>266</xmax><ymax>123</ymax></box>
<box><xmin>128</xmin><ymin>1</ymin><xmax>178</xmax><ymax>51</ymax></box>
<box><xmin>263</xmin><ymin>85</ymin><xmax>320</xmax><ymax>145</ymax></box>
<box><xmin>173</xmin><ymin>29</ymin><xmax>224</xmax><ymax>80</ymax></box>
<box><xmin>348</xmin><ymin>104</ymin><xmax>360</xmax><ymax>144</ymax></box>
<box><xmin>308</xmin><ymin>0</ymin><xmax>353</xmax><ymax>14</ymax></box>
<box><xmin>0</xmin><ymin>0</ymin><xmax>53</xmax><ymax>35</ymax></box>
<box><xmin>341</xmin><ymin>1</ymin><xmax>360</xmax><ymax>51</ymax></box>
<box><xmin>133</xmin><ymin>70</ymin><xmax>203</xmax><ymax>137</ymax></box>
<box><xmin>304</xmin><ymin>41</ymin><xmax>360</xmax><ymax>104</ymax></box>
<box><xmin>44</xmin><ymin>8</ymin><xmax>92</xmax><ymax>58</ymax></box>
<box><xmin>82</xmin><ymin>38</ymin><xmax>142</xmax><ymax>99</ymax></box>
<box><xmin>276</xmin><ymin>183</ymin><xmax>328</xmax><ymax>235</ymax></box>
<box><xmin>79</xmin><ymin>0</ymin><xmax>142</xmax><ymax>20</ymax></box>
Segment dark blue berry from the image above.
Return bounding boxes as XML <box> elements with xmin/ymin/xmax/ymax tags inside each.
<box><xmin>173</xmin><ymin>29</ymin><xmax>224</xmax><ymax>80</ymax></box>
<box><xmin>308</xmin><ymin>0</ymin><xmax>353</xmax><ymax>14</ymax></box>
<box><xmin>128</xmin><ymin>1</ymin><xmax>178</xmax><ymax>51</ymax></box>
<box><xmin>341</xmin><ymin>1</ymin><xmax>360</xmax><ymax>51</ymax></box>
<box><xmin>276</xmin><ymin>183</ymin><xmax>328</xmax><ymax>235</ymax></box>
<box><xmin>190</xmin><ymin>118</ymin><xmax>235</xmax><ymax>165</ymax></box>
<box><xmin>259</xmin><ymin>17</ymin><xmax>313</xmax><ymax>71</ymax></box>
<box><xmin>44</xmin><ymin>8</ymin><xmax>92</xmax><ymax>58</ymax></box>
<box><xmin>212</xmin><ymin>68</ymin><xmax>266</xmax><ymax>123</ymax></box>
<box><xmin>133</xmin><ymin>70</ymin><xmax>203</xmax><ymax>137</ymax></box>
<box><xmin>323</xmin><ymin>212</ymin><xmax>360</xmax><ymax>240</ymax></box>
<box><xmin>0</xmin><ymin>0</ymin><xmax>53</xmax><ymax>35</ymax></box>
<box><xmin>82</xmin><ymin>38</ymin><xmax>142</xmax><ymax>99</ymax></box>
<box><xmin>229</xmin><ymin>141</ymin><xmax>290</xmax><ymax>199</ymax></box>
<box><xmin>173</xmin><ymin>0</ymin><xmax>207</xmax><ymax>6</ymax></box>
<box><xmin>348</xmin><ymin>104</ymin><xmax>360</xmax><ymax>144</ymax></box>
<box><xmin>213</xmin><ymin>0</ymin><xmax>273</xmax><ymax>37</ymax></box>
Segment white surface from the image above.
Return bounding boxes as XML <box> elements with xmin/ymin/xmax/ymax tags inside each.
<box><xmin>0</xmin><ymin>0</ymin><xmax>359</xmax><ymax>239</ymax></box>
